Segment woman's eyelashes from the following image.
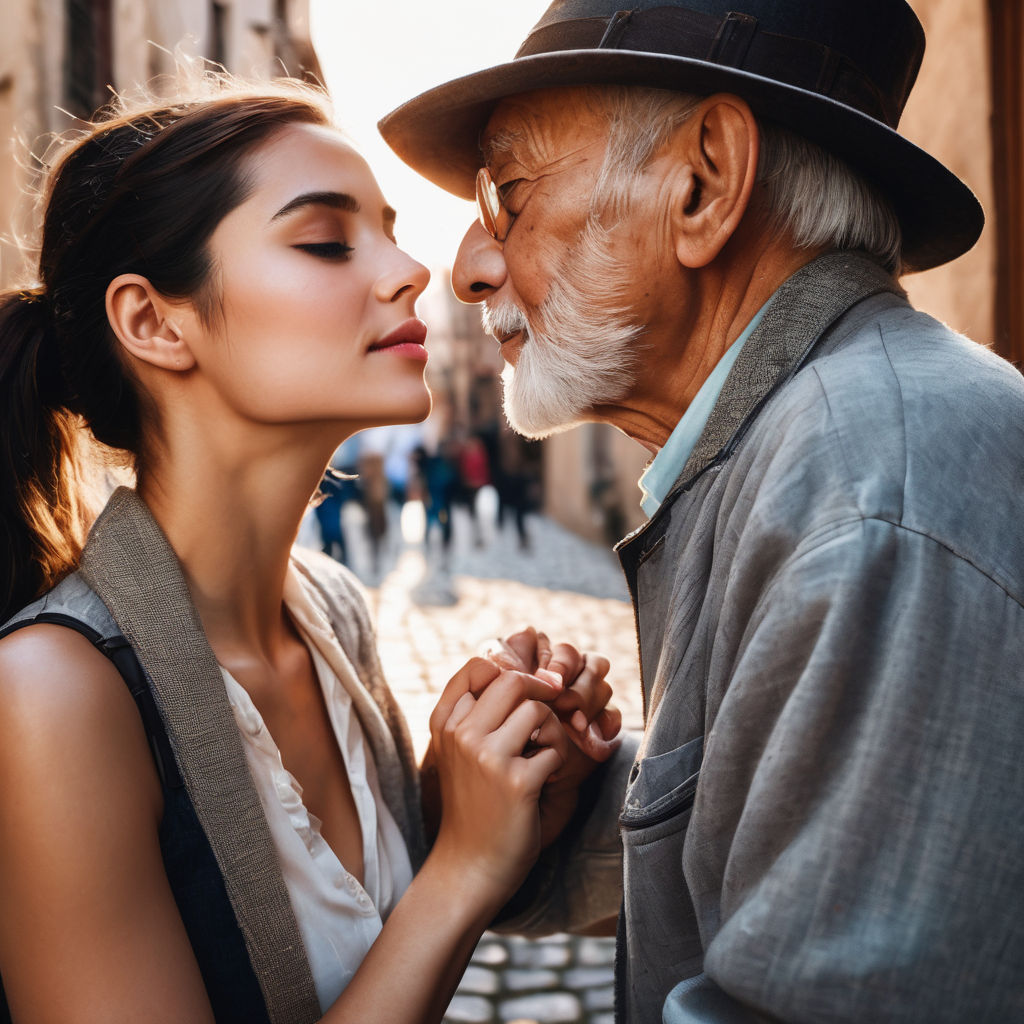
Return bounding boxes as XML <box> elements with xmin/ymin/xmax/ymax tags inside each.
<box><xmin>294</xmin><ymin>241</ymin><xmax>354</xmax><ymax>260</ymax></box>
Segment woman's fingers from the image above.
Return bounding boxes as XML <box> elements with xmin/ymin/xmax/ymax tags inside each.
<box><xmin>444</xmin><ymin>691</ymin><xmax>479</xmax><ymax>733</ymax></box>
<box><xmin>429</xmin><ymin>657</ymin><xmax>500</xmax><ymax>735</ymax></box>
<box><xmin>492</xmin><ymin>700</ymin><xmax>569</xmax><ymax>777</ymax></box>
<box><xmin>435</xmin><ymin>695</ymin><xmax>566</xmax><ymax>822</ymax></box>
<box><xmin>466</xmin><ymin>669</ymin><xmax>562</xmax><ymax>737</ymax></box>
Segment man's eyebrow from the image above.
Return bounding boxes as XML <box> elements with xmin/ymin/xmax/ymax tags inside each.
<box><xmin>383</xmin><ymin>205</ymin><xmax>397</xmax><ymax>229</ymax></box>
<box><xmin>270</xmin><ymin>191</ymin><xmax>360</xmax><ymax>221</ymax></box>
<box><xmin>482</xmin><ymin>128</ymin><xmax>527</xmax><ymax>168</ymax></box>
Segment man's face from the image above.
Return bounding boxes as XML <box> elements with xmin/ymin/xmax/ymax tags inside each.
<box><xmin>452</xmin><ymin>87</ymin><xmax>675</xmax><ymax>439</ymax></box>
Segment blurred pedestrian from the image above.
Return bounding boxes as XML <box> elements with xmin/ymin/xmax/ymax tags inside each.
<box><xmin>494</xmin><ymin>428</ymin><xmax>534</xmax><ymax>551</ymax></box>
<box><xmin>313</xmin><ymin>470</ymin><xmax>351</xmax><ymax>566</ymax></box>
<box><xmin>413</xmin><ymin>442</ymin><xmax>457</xmax><ymax>559</ymax></box>
<box><xmin>454</xmin><ymin>432</ymin><xmax>490</xmax><ymax>547</ymax></box>
<box><xmin>357</xmin><ymin>450</ymin><xmax>390</xmax><ymax>576</ymax></box>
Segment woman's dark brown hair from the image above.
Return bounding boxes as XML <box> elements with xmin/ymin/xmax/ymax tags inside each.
<box><xmin>0</xmin><ymin>76</ymin><xmax>332</xmax><ymax>622</ymax></box>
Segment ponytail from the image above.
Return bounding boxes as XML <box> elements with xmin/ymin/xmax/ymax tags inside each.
<box><xmin>0</xmin><ymin>77</ymin><xmax>333</xmax><ymax>623</ymax></box>
<box><xmin>0</xmin><ymin>288</ymin><xmax>91</xmax><ymax>622</ymax></box>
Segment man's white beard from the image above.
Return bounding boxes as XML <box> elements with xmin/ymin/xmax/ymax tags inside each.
<box><xmin>483</xmin><ymin>216</ymin><xmax>642</xmax><ymax>440</ymax></box>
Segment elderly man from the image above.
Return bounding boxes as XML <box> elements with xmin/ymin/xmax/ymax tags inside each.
<box><xmin>381</xmin><ymin>1</ymin><xmax>1024</xmax><ymax>1020</ymax></box>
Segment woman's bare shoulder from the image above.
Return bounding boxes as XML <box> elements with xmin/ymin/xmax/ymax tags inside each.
<box><xmin>0</xmin><ymin>621</ymin><xmax>131</xmax><ymax>724</ymax></box>
<box><xmin>0</xmin><ymin>625</ymin><xmax>215</xmax><ymax>1023</ymax></box>
<box><xmin>0</xmin><ymin>623</ymin><xmax>161</xmax><ymax>811</ymax></box>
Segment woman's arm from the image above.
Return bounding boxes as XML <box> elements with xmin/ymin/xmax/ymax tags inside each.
<box><xmin>323</xmin><ymin>661</ymin><xmax>569</xmax><ymax>1023</ymax></box>
<box><xmin>0</xmin><ymin>625</ymin><xmax>215</xmax><ymax>1024</ymax></box>
<box><xmin>1</xmin><ymin>632</ymin><xmax>567</xmax><ymax>1024</ymax></box>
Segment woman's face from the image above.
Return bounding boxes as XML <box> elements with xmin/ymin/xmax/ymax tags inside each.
<box><xmin>191</xmin><ymin>122</ymin><xmax>431</xmax><ymax>432</ymax></box>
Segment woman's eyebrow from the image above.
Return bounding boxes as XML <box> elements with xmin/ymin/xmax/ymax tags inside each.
<box><xmin>270</xmin><ymin>191</ymin><xmax>360</xmax><ymax>221</ymax></box>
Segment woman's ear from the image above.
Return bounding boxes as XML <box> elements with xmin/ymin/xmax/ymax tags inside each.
<box><xmin>667</xmin><ymin>94</ymin><xmax>760</xmax><ymax>269</ymax></box>
<box><xmin>105</xmin><ymin>274</ymin><xmax>197</xmax><ymax>371</ymax></box>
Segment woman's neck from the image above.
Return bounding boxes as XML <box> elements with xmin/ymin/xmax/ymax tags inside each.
<box><xmin>137</xmin><ymin>420</ymin><xmax>343</xmax><ymax>665</ymax></box>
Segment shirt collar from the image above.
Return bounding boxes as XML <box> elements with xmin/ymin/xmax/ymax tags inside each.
<box><xmin>639</xmin><ymin>297</ymin><xmax>773</xmax><ymax>517</ymax></box>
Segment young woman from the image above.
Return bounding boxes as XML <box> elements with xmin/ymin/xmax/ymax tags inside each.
<box><xmin>0</xmin><ymin>78</ymin><xmax>620</xmax><ymax>1023</ymax></box>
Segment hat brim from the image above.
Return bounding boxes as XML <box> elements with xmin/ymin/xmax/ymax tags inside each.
<box><xmin>378</xmin><ymin>50</ymin><xmax>983</xmax><ymax>272</ymax></box>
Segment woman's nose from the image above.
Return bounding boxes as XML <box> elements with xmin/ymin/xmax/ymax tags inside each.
<box><xmin>382</xmin><ymin>250</ymin><xmax>431</xmax><ymax>304</ymax></box>
<box><xmin>451</xmin><ymin>220</ymin><xmax>507</xmax><ymax>304</ymax></box>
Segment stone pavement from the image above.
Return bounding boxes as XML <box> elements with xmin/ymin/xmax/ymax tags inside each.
<box><xmin>308</xmin><ymin>495</ymin><xmax>644</xmax><ymax>1024</ymax></box>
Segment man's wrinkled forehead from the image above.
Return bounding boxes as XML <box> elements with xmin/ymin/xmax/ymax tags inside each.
<box><xmin>480</xmin><ymin>87</ymin><xmax>612</xmax><ymax>175</ymax></box>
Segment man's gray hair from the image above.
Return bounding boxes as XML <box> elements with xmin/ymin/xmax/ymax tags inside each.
<box><xmin>592</xmin><ymin>86</ymin><xmax>903</xmax><ymax>273</ymax></box>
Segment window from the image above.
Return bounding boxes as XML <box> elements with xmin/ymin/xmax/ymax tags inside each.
<box><xmin>64</xmin><ymin>0</ymin><xmax>112</xmax><ymax>121</ymax></box>
<box><xmin>211</xmin><ymin>2</ymin><xmax>230</xmax><ymax>68</ymax></box>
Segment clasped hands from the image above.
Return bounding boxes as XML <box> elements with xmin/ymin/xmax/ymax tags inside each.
<box><xmin>422</xmin><ymin>627</ymin><xmax>622</xmax><ymax>892</ymax></box>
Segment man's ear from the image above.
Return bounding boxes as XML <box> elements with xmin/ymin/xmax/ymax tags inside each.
<box><xmin>105</xmin><ymin>274</ymin><xmax>197</xmax><ymax>371</ymax></box>
<box><xmin>667</xmin><ymin>94</ymin><xmax>759</xmax><ymax>269</ymax></box>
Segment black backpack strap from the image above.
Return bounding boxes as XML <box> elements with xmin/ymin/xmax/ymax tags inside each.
<box><xmin>0</xmin><ymin>612</ymin><xmax>183</xmax><ymax>790</ymax></box>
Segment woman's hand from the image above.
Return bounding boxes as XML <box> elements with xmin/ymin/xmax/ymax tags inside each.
<box><xmin>483</xmin><ymin>628</ymin><xmax>623</xmax><ymax>848</ymax></box>
<box><xmin>426</xmin><ymin>658</ymin><xmax>570</xmax><ymax>905</ymax></box>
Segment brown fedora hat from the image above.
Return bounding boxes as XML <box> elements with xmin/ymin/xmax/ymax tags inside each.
<box><xmin>379</xmin><ymin>0</ymin><xmax>983</xmax><ymax>272</ymax></box>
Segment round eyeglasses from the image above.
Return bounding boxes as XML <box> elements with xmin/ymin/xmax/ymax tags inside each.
<box><xmin>475</xmin><ymin>166</ymin><xmax>515</xmax><ymax>242</ymax></box>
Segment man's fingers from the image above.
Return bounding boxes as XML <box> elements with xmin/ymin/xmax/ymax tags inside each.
<box><xmin>595</xmin><ymin>705</ymin><xmax>623</xmax><ymax>741</ymax></box>
<box><xmin>535</xmin><ymin>631</ymin><xmax>552</xmax><ymax>669</ymax></box>
<box><xmin>502</xmin><ymin>626</ymin><xmax>539</xmax><ymax>670</ymax></box>
<box><xmin>552</xmin><ymin>654</ymin><xmax>613</xmax><ymax>726</ymax></box>
<box><xmin>547</xmin><ymin>641</ymin><xmax>583</xmax><ymax>684</ymax></box>
<box><xmin>573</xmin><ymin>721</ymin><xmax>623</xmax><ymax>763</ymax></box>
<box><xmin>483</xmin><ymin>638</ymin><xmax>523</xmax><ymax>671</ymax></box>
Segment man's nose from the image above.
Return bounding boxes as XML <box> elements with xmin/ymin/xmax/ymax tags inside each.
<box><xmin>451</xmin><ymin>220</ymin><xmax>507</xmax><ymax>304</ymax></box>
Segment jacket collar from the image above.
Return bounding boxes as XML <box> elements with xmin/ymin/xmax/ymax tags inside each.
<box><xmin>617</xmin><ymin>251</ymin><xmax>903</xmax><ymax>556</ymax></box>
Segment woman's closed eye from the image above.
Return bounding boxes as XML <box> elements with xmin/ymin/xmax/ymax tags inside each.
<box><xmin>294</xmin><ymin>241</ymin><xmax>354</xmax><ymax>260</ymax></box>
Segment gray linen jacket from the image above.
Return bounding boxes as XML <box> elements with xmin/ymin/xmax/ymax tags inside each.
<box><xmin>575</xmin><ymin>252</ymin><xmax>1024</xmax><ymax>1022</ymax></box>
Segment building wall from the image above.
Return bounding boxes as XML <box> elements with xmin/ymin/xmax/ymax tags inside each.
<box><xmin>0</xmin><ymin>0</ymin><xmax>66</xmax><ymax>286</ymax></box>
<box><xmin>901</xmin><ymin>0</ymin><xmax>996</xmax><ymax>344</ymax></box>
<box><xmin>0</xmin><ymin>0</ymin><xmax>318</xmax><ymax>290</ymax></box>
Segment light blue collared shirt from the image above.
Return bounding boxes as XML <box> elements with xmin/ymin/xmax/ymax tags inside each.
<box><xmin>639</xmin><ymin>300</ymin><xmax>772</xmax><ymax>516</ymax></box>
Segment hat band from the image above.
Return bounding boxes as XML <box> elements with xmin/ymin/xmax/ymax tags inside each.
<box><xmin>515</xmin><ymin>6</ymin><xmax>901</xmax><ymax>128</ymax></box>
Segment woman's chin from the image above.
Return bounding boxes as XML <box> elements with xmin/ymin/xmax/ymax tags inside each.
<box><xmin>349</xmin><ymin>388</ymin><xmax>433</xmax><ymax>429</ymax></box>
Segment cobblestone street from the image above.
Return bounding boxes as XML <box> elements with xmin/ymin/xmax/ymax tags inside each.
<box><xmin>308</xmin><ymin>496</ymin><xmax>643</xmax><ymax>1024</ymax></box>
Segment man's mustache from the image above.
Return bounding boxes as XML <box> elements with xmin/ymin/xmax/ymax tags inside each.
<box><xmin>482</xmin><ymin>301</ymin><xmax>530</xmax><ymax>342</ymax></box>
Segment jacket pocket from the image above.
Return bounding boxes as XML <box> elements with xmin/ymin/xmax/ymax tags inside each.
<box><xmin>618</xmin><ymin>735</ymin><xmax>706</xmax><ymax>1014</ymax></box>
<box><xmin>620</xmin><ymin>734</ymin><xmax>703</xmax><ymax>831</ymax></box>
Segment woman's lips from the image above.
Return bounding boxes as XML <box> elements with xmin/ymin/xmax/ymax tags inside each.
<box><xmin>369</xmin><ymin>318</ymin><xmax>428</xmax><ymax>360</ymax></box>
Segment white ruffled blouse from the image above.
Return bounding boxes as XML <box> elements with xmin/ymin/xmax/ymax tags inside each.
<box><xmin>219</xmin><ymin>564</ymin><xmax>414</xmax><ymax>1013</ymax></box>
